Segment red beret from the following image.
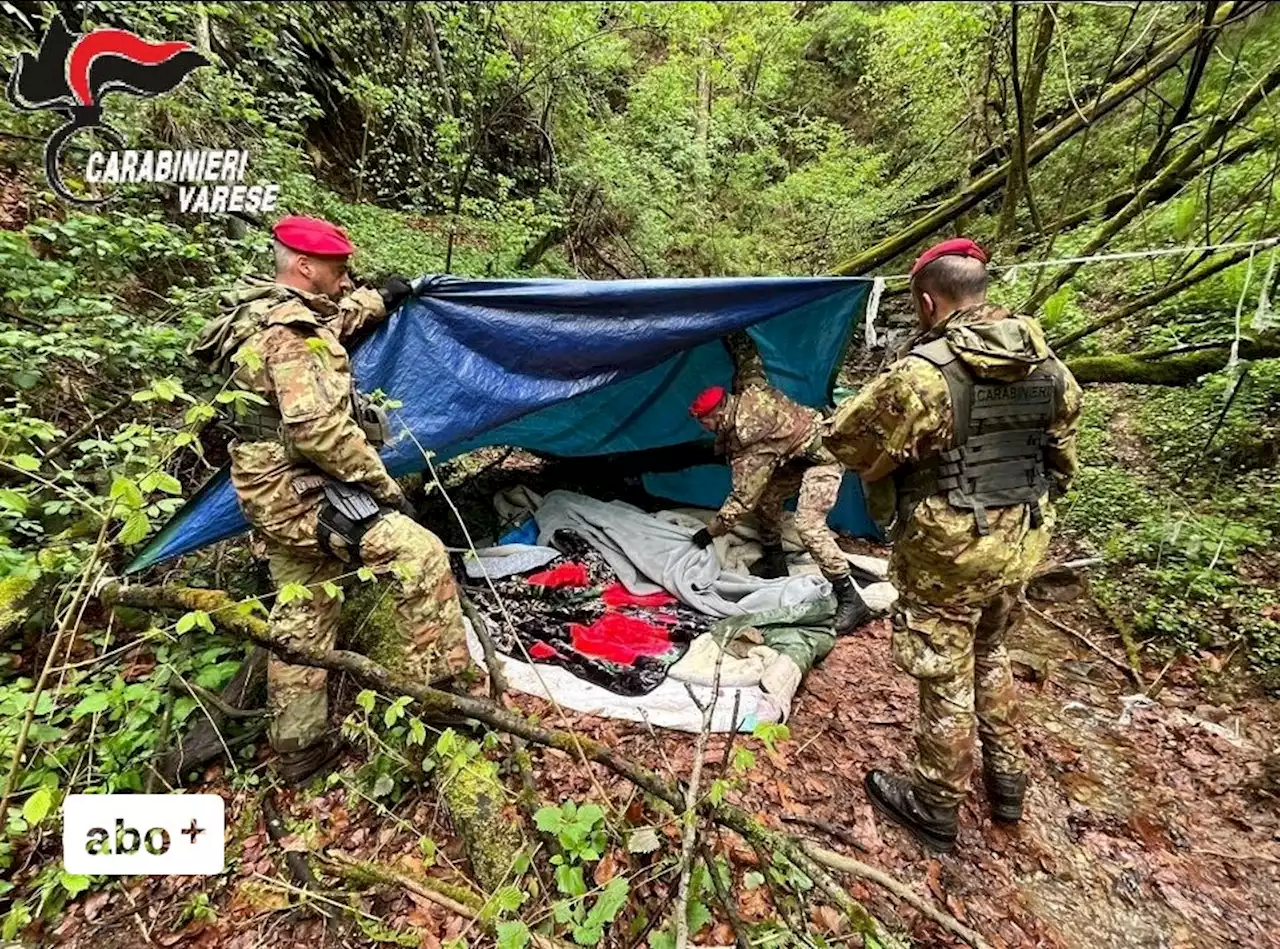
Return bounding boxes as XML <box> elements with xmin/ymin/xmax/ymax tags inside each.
<box><xmin>690</xmin><ymin>385</ymin><xmax>727</xmax><ymax>419</ymax></box>
<box><xmin>272</xmin><ymin>215</ymin><xmax>355</xmax><ymax>257</ymax></box>
<box><xmin>910</xmin><ymin>238</ymin><xmax>989</xmax><ymax>277</ymax></box>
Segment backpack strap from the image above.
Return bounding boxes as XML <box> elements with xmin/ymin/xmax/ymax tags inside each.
<box><xmin>910</xmin><ymin>338</ymin><xmax>973</xmax><ymax>447</ymax></box>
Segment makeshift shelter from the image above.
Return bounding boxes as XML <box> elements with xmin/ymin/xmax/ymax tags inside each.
<box><xmin>128</xmin><ymin>275</ymin><xmax>879</xmax><ymax>573</ymax></box>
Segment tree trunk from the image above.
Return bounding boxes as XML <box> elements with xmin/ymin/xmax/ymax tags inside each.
<box><xmin>1015</xmin><ymin>134</ymin><xmax>1264</xmax><ymax>252</ymax></box>
<box><xmin>998</xmin><ymin>2</ymin><xmax>1055</xmax><ymax>238</ymax></box>
<box><xmin>1025</xmin><ymin>57</ymin><xmax>1280</xmax><ymax>311</ymax></box>
<box><xmin>831</xmin><ymin>1</ymin><xmax>1242</xmax><ymax>277</ymax></box>
<box><xmin>915</xmin><ymin>1</ymin><xmax>1261</xmax><ymax>208</ymax></box>
<box><xmin>1137</xmin><ymin>1</ymin><xmax>1220</xmax><ymax>181</ymax></box>
<box><xmin>424</xmin><ymin>6</ymin><xmax>455</xmax><ymax>117</ymax></box>
<box><xmin>1065</xmin><ymin>338</ymin><xmax>1280</xmax><ymax>385</ymax></box>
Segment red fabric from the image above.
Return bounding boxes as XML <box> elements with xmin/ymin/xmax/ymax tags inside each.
<box><xmin>690</xmin><ymin>385</ymin><xmax>727</xmax><ymax>418</ymax></box>
<box><xmin>567</xmin><ymin>614</ymin><xmax>673</xmax><ymax>665</ymax></box>
<box><xmin>528</xmin><ymin>641</ymin><xmax>560</xmax><ymax>660</ymax></box>
<box><xmin>526</xmin><ymin>562</ymin><xmax>590</xmax><ymax>588</ymax></box>
<box><xmin>601</xmin><ymin>582</ymin><xmax>677</xmax><ymax>609</ymax></box>
<box><xmin>909</xmin><ymin>238</ymin><xmax>989</xmax><ymax>277</ymax></box>
<box><xmin>272</xmin><ymin>215</ymin><xmax>356</xmax><ymax>256</ymax></box>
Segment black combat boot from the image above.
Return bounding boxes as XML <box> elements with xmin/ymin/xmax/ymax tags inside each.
<box><xmin>277</xmin><ymin>736</ymin><xmax>344</xmax><ymax>786</ymax></box>
<box><xmin>864</xmin><ymin>770</ymin><xmax>959</xmax><ymax>852</ymax></box>
<box><xmin>751</xmin><ymin>547</ymin><xmax>789</xmax><ymax>579</ymax></box>
<box><xmin>984</xmin><ymin>770</ymin><xmax>1027</xmax><ymax>824</ymax></box>
<box><xmin>830</xmin><ymin>574</ymin><xmax>870</xmax><ymax>634</ymax></box>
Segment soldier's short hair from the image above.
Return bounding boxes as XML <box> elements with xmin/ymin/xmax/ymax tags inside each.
<box><xmin>273</xmin><ymin>239</ymin><xmax>300</xmax><ymax>276</ymax></box>
<box><xmin>911</xmin><ymin>254</ymin><xmax>989</xmax><ymax>302</ymax></box>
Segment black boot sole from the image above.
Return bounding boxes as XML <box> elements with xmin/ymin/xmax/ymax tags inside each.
<box><xmin>864</xmin><ymin>777</ymin><xmax>957</xmax><ymax>853</ymax></box>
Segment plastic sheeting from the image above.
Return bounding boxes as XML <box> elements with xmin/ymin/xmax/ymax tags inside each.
<box><xmin>129</xmin><ymin>275</ymin><xmax>876</xmax><ymax>572</ymax></box>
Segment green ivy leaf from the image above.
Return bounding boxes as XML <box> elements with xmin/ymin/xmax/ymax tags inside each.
<box><xmin>496</xmin><ymin>921</ymin><xmax>529</xmax><ymax>949</ymax></box>
<box><xmin>554</xmin><ymin>863</ymin><xmax>587</xmax><ymax>898</ymax></box>
<box><xmin>278</xmin><ymin>582</ymin><xmax>314</xmax><ymax>605</ymax></box>
<box><xmin>10</xmin><ymin>453</ymin><xmax>40</xmax><ymax>472</ymax></box>
<box><xmin>70</xmin><ymin>691</ymin><xmax>110</xmax><ymax>720</ymax></box>
<box><xmin>685</xmin><ymin>900</ymin><xmax>711</xmax><ymax>936</ymax></box>
<box><xmin>0</xmin><ymin>489</ymin><xmax>28</xmax><ymax>515</ymax></box>
<box><xmin>419</xmin><ymin>836</ymin><xmax>437</xmax><ymax>866</ymax></box>
<box><xmin>321</xmin><ymin>581</ymin><xmax>344</xmax><ymax>602</ymax></box>
<box><xmin>117</xmin><ymin>511</ymin><xmax>151</xmax><ymax>545</ymax></box>
<box><xmin>534</xmin><ymin>806</ymin><xmax>562</xmax><ymax>834</ymax></box>
<box><xmin>22</xmin><ymin>787</ymin><xmax>53</xmax><ymax>826</ymax></box>
<box><xmin>355</xmin><ymin>690</ymin><xmax>377</xmax><ymax>713</ymax></box>
<box><xmin>408</xmin><ymin>718</ymin><xmax>426</xmax><ymax>746</ymax></box>
<box><xmin>176</xmin><ymin>610</ymin><xmax>213</xmax><ymax>635</ymax></box>
<box><xmin>372</xmin><ymin>773</ymin><xmax>394</xmax><ymax>798</ymax></box>
<box><xmin>492</xmin><ymin>885</ymin><xmax>526</xmax><ymax>915</ymax></box>
<box><xmin>743</xmin><ymin>871</ymin><xmax>765</xmax><ymax>890</ymax></box>
<box><xmin>356</xmin><ymin>566</ymin><xmax>376</xmax><ymax>583</ymax></box>
<box><xmin>140</xmin><ymin>471</ymin><xmax>182</xmax><ymax>496</ymax></box>
<box><xmin>109</xmin><ymin>476</ymin><xmax>145</xmax><ymax>510</ymax></box>
<box><xmin>58</xmin><ymin>873</ymin><xmax>91</xmax><ymax>898</ymax></box>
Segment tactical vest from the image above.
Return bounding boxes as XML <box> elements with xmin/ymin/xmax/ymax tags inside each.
<box><xmin>894</xmin><ymin>337</ymin><xmax>1064</xmax><ymax>537</ymax></box>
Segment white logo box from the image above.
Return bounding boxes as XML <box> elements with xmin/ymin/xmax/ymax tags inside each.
<box><xmin>63</xmin><ymin>794</ymin><xmax>225</xmax><ymax>875</ymax></box>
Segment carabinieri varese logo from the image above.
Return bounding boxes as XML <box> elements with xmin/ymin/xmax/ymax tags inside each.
<box><xmin>5</xmin><ymin>13</ymin><xmax>280</xmax><ymax>212</ymax></box>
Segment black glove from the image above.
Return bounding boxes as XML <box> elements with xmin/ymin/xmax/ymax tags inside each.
<box><xmin>379</xmin><ymin>275</ymin><xmax>413</xmax><ymax>312</ymax></box>
<box><xmin>692</xmin><ymin>527</ymin><xmax>714</xmax><ymax>549</ymax></box>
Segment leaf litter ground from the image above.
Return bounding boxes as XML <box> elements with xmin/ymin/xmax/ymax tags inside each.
<box><xmin>42</xmin><ymin>541</ymin><xmax>1280</xmax><ymax>949</ymax></box>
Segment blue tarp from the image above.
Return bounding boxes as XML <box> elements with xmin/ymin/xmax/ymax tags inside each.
<box><xmin>128</xmin><ymin>275</ymin><xmax>877</xmax><ymax>573</ymax></box>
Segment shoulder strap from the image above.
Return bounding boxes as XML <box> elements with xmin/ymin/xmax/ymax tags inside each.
<box><xmin>264</xmin><ymin>297</ymin><xmax>324</xmax><ymax>330</ymax></box>
<box><xmin>910</xmin><ymin>338</ymin><xmax>973</xmax><ymax>447</ymax></box>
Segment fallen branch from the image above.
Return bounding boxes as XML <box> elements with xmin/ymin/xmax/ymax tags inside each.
<box><xmin>1027</xmin><ymin>605</ymin><xmax>1141</xmax><ymax>686</ymax></box>
<box><xmin>103</xmin><ymin>582</ymin><xmax>973</xmax><ymax>949</ymax></box>
<box><xmin>1064</xmin><ymin>338</ymin><xmax>1280</xmax><ymax>386</ymax></box>
<box><xmin>781</xmin><ymin>814</ymin><xmax>868</xmax><ymax>853</ymax></box>
<box><xmin>263</xmin><ymin>791</ymin><xmax>323</xmax><ymax>896</ymax></box>
<box><xmin>322</xmin><ymin>850</ymin><xmax>573</xmax><ymax>949</ymax></box>
<box><xmin>698</xmin><ymin>842</ymin><xmax>752</xmax><ymax>949</ymax></box>
<box><xmin>802</xmin><ymin>842</ymin><xmax>994</xmax><ymax>949</ymax></box>
<box><xmin>181</xmin><ymin>679</ymin><xmax>266</xmax><ymax>719</ymax></box>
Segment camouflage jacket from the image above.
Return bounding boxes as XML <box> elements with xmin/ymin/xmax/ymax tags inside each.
<box><xmin>705</xmin><ymin>386</ymin><xmax>834</xmax><ymax>538</ymax></box>
<box><xmin>826</xmin><ymin>303</ymin><xmax>1082</xmax><ymax>604</ymax></box>
<box><xmin>192</xmin><ymin>278</ymin><xmax>397</xmax><ymax>538</ymax></box>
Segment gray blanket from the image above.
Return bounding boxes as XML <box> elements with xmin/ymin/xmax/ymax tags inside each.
<box><xmin>534</xmin><ymin>490</ymin><xmax>830</xmax><ymax>618</ymax></box>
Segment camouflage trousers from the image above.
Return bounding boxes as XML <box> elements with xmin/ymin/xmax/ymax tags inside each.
<box><xmin>891</xmin><ymin>587</ymin><xmax>1025</xmax><ymax>808</ymax></box>
<box><xmin>265</xmin><ymin>511</ymin><xmax>469</xmax><ymax>752</ymax></box>
<box><xmin>757</xmin><ymin>462</ymin><xmax>848</xmax><ymax>578</ymax></box>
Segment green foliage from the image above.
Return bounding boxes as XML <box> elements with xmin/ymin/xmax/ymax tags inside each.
<box><xmin>535</xmin><ymin>800</ymin><xmax>607</xmax><ymax>862</ymax></box>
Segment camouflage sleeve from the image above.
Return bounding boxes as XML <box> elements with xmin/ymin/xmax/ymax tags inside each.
<box><xmin>330</xmin><ymin>287</ymin><xmax>388</xmax><ymax>340</ymax></box>
<box><xmin>266</xmin><ymin>328</ymin><xmax>401</xmax><ymax>503</ymax></box>
<box><xmin>709</xmin><ymin>445</ymin><xmax>778</xmax><ymax>537</ymax></box>
<box><xmin>824</xmin><ymin>358</ymin><xmax>951</xmax><ymax>476</ymax></box>
<box><xmin>1047</xmin><ymin>363</ymin><xmax>1083</xmax><ymax>494</ymax></box>
<box><xmin>724</xmin><ymin>330</ymin><xmax>768</xmax><ymax>392</ymax></box>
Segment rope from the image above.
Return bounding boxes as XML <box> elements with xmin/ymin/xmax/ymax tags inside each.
<box><xmin>879</xmin><ymin>235</ymin><xmax>1280</xmax><ymax>282</ymax></box>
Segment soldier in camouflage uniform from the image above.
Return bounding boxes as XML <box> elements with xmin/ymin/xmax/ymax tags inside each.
<box><xmin>192</xmin><ymin>215</ymin><xmax>469</xmax><ymax>784</ymax></box>
<box><xmin>688</xmin><ymin>380</ymin><xmax>868</xmax><ymax>634</ymax></box>
<box><xmin>825</xmin><ymin>238</ymin><xmax>1081</xmax><ymax>851</ymax></box>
